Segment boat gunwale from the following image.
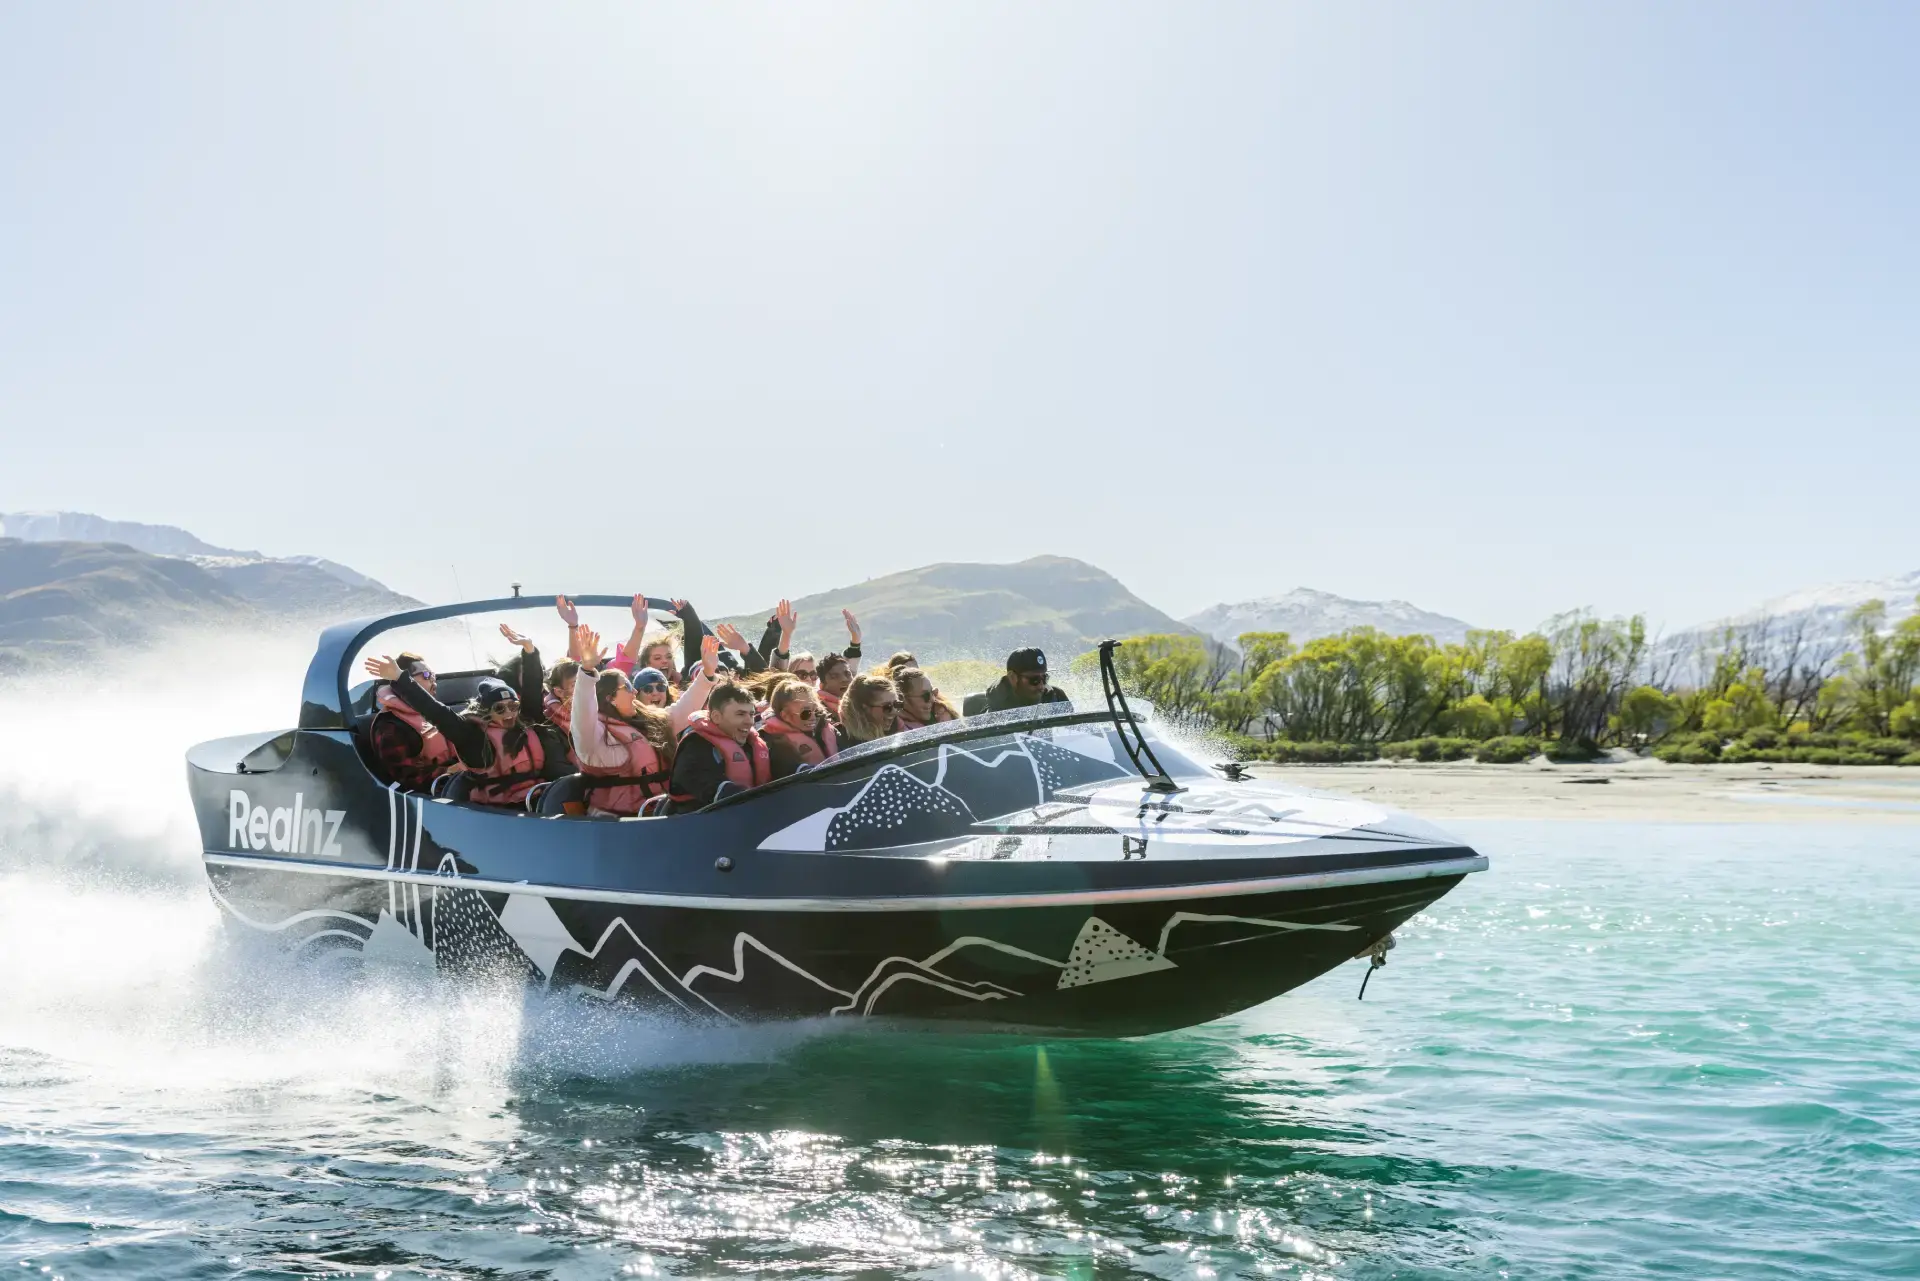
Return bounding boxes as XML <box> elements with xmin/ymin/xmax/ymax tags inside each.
<box><xmin>200</xmin><ymin>850</ymin><xmax>1488</xmax><ymax>912</ymax></box>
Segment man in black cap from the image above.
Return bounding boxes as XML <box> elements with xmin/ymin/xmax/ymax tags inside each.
<box><xmin>963</xmin><ymin>647</ymin><xmax>1072</xmax><ymax>717</ymax></box>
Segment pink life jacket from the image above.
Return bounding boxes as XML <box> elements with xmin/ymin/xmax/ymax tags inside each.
<box><xmin>580</xmin><ymin>715</ymin><xmax>672</xmax><ymax>816</ymax></box>
<box><xmin>468</xmin><ymin>720</ymin><xmax>547</xmax><ymax>807</ymax></box>
<box><xmin>373</xmin><ymin>685</ymin><xmax>458</xmax><ymax>783</ymax></box>
<box><xmin>759</xmin><ymin>710</ymin><xmax>839</xmax><ymax>767</ymax></box>
<box><xmin>675</xmin><ymin>714</ymin><xmax>771</xmax><ymax>804</ymax></box>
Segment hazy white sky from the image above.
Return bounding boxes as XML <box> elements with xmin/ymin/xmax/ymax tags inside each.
<box><xmin>3</xmin><ymin>3</ymin><xmax>1915</xmax><ymax>632</ymax></box>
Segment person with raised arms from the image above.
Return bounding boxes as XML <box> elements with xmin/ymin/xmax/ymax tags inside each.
<box><xmin>667</xmin><ymin>675</ymin><xmax>772</xmax><ymax>813</ymax></box>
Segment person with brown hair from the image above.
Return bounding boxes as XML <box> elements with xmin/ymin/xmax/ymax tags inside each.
<box><xmin>366</xmin><ymin>634</ymin><xmax>569</xmax><ymax>807</ymax></box>
<box><xmin>363</xmin><ymin>651</ymin><xmax>459</xmax><ymax>789</ymax></box>
<box><xmin>893</xmin><ymin>667</ymin><xmax>959</xmax><ymax>731</ymax></box>
<box><xmin>570</xmin><ymin>634</ymin><xmax>680</xmax><ymax>817</ymax></box>
<box><xmin>667</xmin><ymin>680</ymin><xmax>772</xmax><ymax>813</ymax></box>
<box><xmin>758</xmin><ymin>676</ymin><xmax>839</xmax><ymax>777</ymax></box>
<box><xmin>836</xmin><ymin>672</ymin><xmax>902</xmax><ymax>747</ymax></box>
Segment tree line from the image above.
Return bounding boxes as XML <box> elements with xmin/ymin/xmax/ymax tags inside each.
<box><xmin>1079</xmin><ymin>598</ymin><xmax>1920</xmax><ymax>765</ymax></box>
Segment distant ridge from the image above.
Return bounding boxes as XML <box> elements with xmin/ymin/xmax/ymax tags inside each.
<box><xmin>723</xmin><ymin>555</ymin><xmax>1196</xmax><ymax>662</ymax></box>
<box><xmin>0</xmin><ymin>512</ymin><xmax>418</xmax><ymax>671</ymax></box>
<box><xmin>1670</xmin><ymin>568</ymin><xmax>1920</xmax><ymax>648</ymax></box>
<box><xmin>1184</xmin><ymin>588</ymin><xmax>1475</xmax><ymax>648</ymax></box>
<box><xmin>0</xmin><ymin>511</ymin><xmax>416</xmax><ymax>615</ymax></box>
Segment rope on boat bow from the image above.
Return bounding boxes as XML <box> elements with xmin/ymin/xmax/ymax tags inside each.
<box><xmin>1097</xmin><ymin>639</ymin><xmax>1183</xmax><ymax>794</ymax></box>
<box><xmin>1357</xmin><ymin>932</ymin><xmax>1397</xmax><ymax>1000</ymax></box>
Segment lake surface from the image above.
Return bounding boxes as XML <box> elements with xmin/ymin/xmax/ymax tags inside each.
<box><xmin>2</xmin><ymin>820</ymin><xmax>1916</xmax><ymax>1280</ymax></box>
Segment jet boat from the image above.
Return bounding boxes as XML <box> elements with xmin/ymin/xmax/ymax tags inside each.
<box><xmin>186</xmin><ymin>595</ymin><xmax>1487</xmax><ymax>1036</ymax></box>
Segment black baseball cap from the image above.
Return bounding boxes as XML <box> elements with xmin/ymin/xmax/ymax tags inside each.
<box><xmin>1007</xmin><ymin>647</ymin><xmax>1048</xmax><ymax>675</ymax></box>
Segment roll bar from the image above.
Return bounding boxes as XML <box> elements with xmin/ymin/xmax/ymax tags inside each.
<box><xmin>298</xmin><ymin>595</ymin><xmax>707</xmax><ymax>730</ymax></box>
<box><xmin>1098</xmin><ymin>639</ymin><xmax>1183</xmax><ymax>793</ymax></box>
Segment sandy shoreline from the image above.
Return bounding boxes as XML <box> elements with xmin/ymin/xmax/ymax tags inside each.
<box><xmin>1248</xmin><ymin>760</ymin><xmax>1920</xmax><ymax>823</ymax></box>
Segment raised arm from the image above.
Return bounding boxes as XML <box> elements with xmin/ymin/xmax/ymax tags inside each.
<box><xmin>619</xmin><ymin>593</ymin><xmax>649</xmax><ymax>666</ymax></box>
<box><xmin>368</xmin><ymin>654</ymin><xmax>490</xmax><ymax>767</ymax></box>
<box><xmin>673</xmin><ymin>598</ymin><xmax>701</xmax><ymax>677</ymax></box>
<box><xmin>569</xmin><ymin>636</ymin><xmax>629</xmax><ymax>770</ymax></box>
<box><xmin>668</xmin><ymin>634</ymin><xmax>721</xmax><ymax>735</ymax></box>
<box><xmin>497</xmin><ymin>624</ymin><xmax>543</xmax><ymax>714</ymax></box>
<box><xmin>842</xmin><ymin>609</ymin><xmax>863</xmax><ymax>674</ymax></box>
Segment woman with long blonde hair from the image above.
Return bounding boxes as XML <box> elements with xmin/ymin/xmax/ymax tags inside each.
<box><xmin>836</xmin><ymin>672</ymin><xmax>902</xmax><ymax>747</ymax></box>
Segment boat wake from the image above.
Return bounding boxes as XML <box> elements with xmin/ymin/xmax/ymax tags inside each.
<box><xmin>0</xmin><ymin>634</ymin><xmax>829</xmax><ymax>1092</ymax></box>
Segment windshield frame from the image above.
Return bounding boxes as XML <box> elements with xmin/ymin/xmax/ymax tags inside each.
<box><xmin>698</xmin><ymin>702</ymin><xmax>1194</xmax><ymax>813</ymax></box>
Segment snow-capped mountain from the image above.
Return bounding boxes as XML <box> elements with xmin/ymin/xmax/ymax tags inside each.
<box><xmin>1184</xmin><ymin>588</ymin><xmax>1475</xmax><ymax>648</ymax></box>
<box><xmin>1672</xmin><ymin>569</ymin><xmax>1920</xmax><ymax>647</ymax></box>
<box><xmin>1</xmin><ymin>511</ymin><xmax>414</xmax><ymax>607</ymax></box>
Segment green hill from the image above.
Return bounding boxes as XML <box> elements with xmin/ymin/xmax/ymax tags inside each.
<box><xmin>0</xmin><ymin>537</ymin><xmax>415</xmax><ymax>673</ymax></box>
<box><xmin>722</xmin><ymin>555</ymin><xmax>1197</xmax><ymax>664</ymax></box>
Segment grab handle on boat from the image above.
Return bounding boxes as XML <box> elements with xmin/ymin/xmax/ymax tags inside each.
<box><xmin>1097</xmin><ymin>639</ymin><xmax>1183</xmax><ymax>794</ymax></box>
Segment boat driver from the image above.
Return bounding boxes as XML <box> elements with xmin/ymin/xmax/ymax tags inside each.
<box><xmin>963</xmin><ymin>648</ymin><xmax>1072</xmax><ymax>717</ymax></box>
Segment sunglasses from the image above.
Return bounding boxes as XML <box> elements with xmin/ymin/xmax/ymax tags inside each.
<box><xmin>636</xmin><ymin>682</ymin><xmax>668</xmax><ymax>694</ymax></box>
<box><xmin>1016</xmin><ymin>673</ymin><xmax>1048</xmax><ymax>687</ymax></box>
<box><xmin>789</xmin><ymin>706</ymin><xmax>817</xmax><ymax>722</ymax></box>
<box><xmin>907</xmin><ymin>686</ymin><xmax>936</xmax><ymax>700</ymax></box>
<box><xmin>791</xmin><ymin>668</ymin><xmax>817</xmax><ymax>679</ymax></box>
<box><xmin>872</xmin><ymin>699</ymin><xmax>902</xmax><ymax>713</ymax></box>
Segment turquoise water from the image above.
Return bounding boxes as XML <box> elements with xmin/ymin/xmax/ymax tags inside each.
<box><xmin>2</xmin><ymin>821</ymin><xmax>1916</xmax><ymax>1279</ymax></box>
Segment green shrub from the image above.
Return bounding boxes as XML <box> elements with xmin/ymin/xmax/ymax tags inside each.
<box><xmin>1722</xmin><ymin>744</ymin><xmax>1787</xmax><ymax>764</ymax></box>
<box><xmin>1838</xmin><ymin>750</ymin><xmax>1885</xmax><ymax>766</ymax></box>
<box><xmin>1544</xmin><ymin>738</ymin><xmax>1603</xmax><ymax>763</ymax></box>
<box><xmin>1474</xmin><ymin>736</ymin><xmax>1539</xmax><ymax>764</ymax></box>
<box><xmin>1262</xmin><ymin>740</ymin><xmax>1377</xmax><ymax>763</ymax></box>
<box><xmin>1740</xmin><ymin>728</ymin><xmax>1782</xmax><ymax>750</ymax></box>
<box><xmin>1856</xmin><ymin>737</ymin><xmax>1910</xmax><ymax>762</ymax></box>
<box><xmin>1791</xmin><ymin>747</ymin><xmax>1843</xmax><ymax>765</ymax></box>
<box><xmin>1900</xmin><ymin>752</ymin><xmax>1920</xmax><ymax>767</ymax></box>
<box><xmin>1381</xmin><ymin>737</ymin><xmax>1475</xmax><ymax>762</ymax></box>
<box><xmin>1654</xmin><ymin>731</ymin><xmax>1722</xmax><ymax>762</ymax></box>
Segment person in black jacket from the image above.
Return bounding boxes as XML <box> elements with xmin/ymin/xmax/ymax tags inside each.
<box><xmin>962</xmin><ymin>647</ymin><xmax>1073</xmax><ymax>717</ymax></box>
<box><xmin>365</xmin><ymin>624</ymin><xmax>570</xmax><ymax>806</ymax></box>
<box><xmin>667</xmin><ymin>683</ymin><xmax>772</xmax><ymax>813</ymax></box>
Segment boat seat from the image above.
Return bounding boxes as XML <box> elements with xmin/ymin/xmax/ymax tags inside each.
<box><xmin>433</xmin><ymin>772</ymin><xmax>479</xmax><ymax>804</ymax></box>
<box><xmin>638</xmin><ymin>793</ymin><xmax>672</xmax><ymax>817</ymax></box>
<box><xmin>712</xmin><ymin>780</ymin><xmax>744</xmax><ymax>804</ymax></box>
<box><xmin>535</xmin><ymin>774</ymin><xmax>594</xmax><ymax>817</ymax></box>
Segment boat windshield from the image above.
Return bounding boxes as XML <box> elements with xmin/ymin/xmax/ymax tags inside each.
<box><xmin>820</xmin><ymin>701</ymin><xmax>1202</xmax><ymax>775</ymax></box>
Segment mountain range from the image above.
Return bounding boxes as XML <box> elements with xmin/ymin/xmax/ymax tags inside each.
<box><xmin>1183</xmin><ymin>588</ymin><xmax>1476</xmax><ymax>648</ymax></box>
<box><xmin>4</xmin><ymin>509</ymin><xmax>1915</xmax><ymax>676</ymax></box>
<box><xmin>0</xmin><ymin>511</ymin><xmax>417</xmax><ymax>670</ymax></box>
<box><xmin>719</xmin><ymin>555</ymin><xmax>1196</xmax><ymax>662</ymax></box>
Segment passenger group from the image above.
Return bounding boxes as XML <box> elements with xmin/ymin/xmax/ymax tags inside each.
<box><xmin>363</xmin><ymin>595</ymin><xmax>1067</xmax><ymax>817</ymax></box>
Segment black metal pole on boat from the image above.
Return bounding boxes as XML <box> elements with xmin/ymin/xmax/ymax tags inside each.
<box><xmin>1097</xmin><ymin>639</ymin><xmax>1182</xmax><ymax>793</ymax></box>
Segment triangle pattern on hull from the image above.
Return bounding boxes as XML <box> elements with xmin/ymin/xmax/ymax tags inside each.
<box><xmin>1056</xmin><ymin>918</ymin><xmax>1176</xmax><ymax>990</ymax></box>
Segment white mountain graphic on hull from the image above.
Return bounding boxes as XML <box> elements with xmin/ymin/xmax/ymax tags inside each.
<box><xmin>757</xmin><ymin>734</ymin><xmax>1129</xmax><ymax>853</ymax></box>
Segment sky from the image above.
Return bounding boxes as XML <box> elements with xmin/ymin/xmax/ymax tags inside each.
<box><xmin>2</xmin><ymin>3</ymin><xmax>1916</xmax><ymax>633</ymax></box>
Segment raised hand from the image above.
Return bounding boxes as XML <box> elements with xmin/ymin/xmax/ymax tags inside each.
<box><xmin>555</xmin><ymin>595</ymin><xmax>579</xmax><ymax>628</ymax></box>
<box><xmin>669</xmin><ymin>598</ymin><xmax>690</xmax><ymax>618</ymax></box>
<box><xmin>776</xmin><ymin>598</ymin><xmax>798</xmax><ymax>635</ymax></box>
<box><xmin>843</xmin><ymin>609</ymin><xmax>862</xmax><ymax>645</ymax></box>
<box><xmin>577</xmin><ymin>626</ymin><xmax>608</xmax><ymax>670</ymax></box>
<box><xmin>701</xmin><ymin>633</ymin><xmax>720</xmax><ymax>681</ymax></box>
<box><xmin>364</xmin><ymin>654</ymin><xmax>402</xmax><ymax>682</ymax></box>
<box><xmin>631</xmin><ymin>593</ymin><xmax>650</xmax><ymax>624</ymax></box>
<box><xmin>714</xmin><ymin>622</ymin><xmax>751</xmax><ymax>653</ymax></box>
<box><xmin>498</xmin><ymin>622</ymin><xmax>536</xmax><ymax>653</ymax></box>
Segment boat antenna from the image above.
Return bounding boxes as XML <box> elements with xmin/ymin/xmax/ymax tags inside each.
<box><xmin>449</xmin><ymin>563</ymin><xmax>480</xmax><ymax>668</ymax></box>
<box><xmin>1097</xmin><ymin>639</ymin><xmax>1183</xmax><ymax>794</ymax></box>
